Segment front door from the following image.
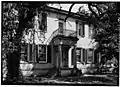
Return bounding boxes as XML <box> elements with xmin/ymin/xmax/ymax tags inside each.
<box><xmin>62</xmin><ymin>46</ymin><xmax>69</xmax><ymax>68</ymax></box>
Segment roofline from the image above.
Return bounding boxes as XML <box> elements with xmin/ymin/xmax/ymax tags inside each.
<box><xmin>45</xmin><ymin>6</ymin><xmax>88</xmax><ymax>21</ymax></box>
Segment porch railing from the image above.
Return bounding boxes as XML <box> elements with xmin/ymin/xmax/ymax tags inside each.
<box><xmin>46</xmin><ymin>28</ymin><xmax>76</xmax><ymax>44</ymax></box>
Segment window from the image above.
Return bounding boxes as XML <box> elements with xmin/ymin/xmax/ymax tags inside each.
<box><xmin>87</xmin><ymin>49</ymin><xmax>94</xmax><ymax>63</ymax></box>
<box><xmin>89</xmin><ymin>24</ymin><xmax>94</xmax><ymax>38</ymax></box>
<box><xmin>58</xmin><ymin>19</ymin><xmax>66</xmax><ymax>34</ymax></box>
<box><xmin>76</xmin><ymin>48</ymin><xmax>81</xmax><ymax>62</ymax></box>
<box><xmin>37</xmin><ymin>45</ymin><xmax>47</xmax><ymax>63</ymax></box>
<box><xmin>59</xmin><ymin>22</ymin><xmax>64</xmax><ymax>33</ymax></box>
<box><xmin>27</xmin><ymin>44</ymin><xmax>48</xmax><ymax>63</ymax></box>
<box><xmin>39</xmin><ymin>12</ymin><xmax>47</xmax><ymax>32</ymax></box>
<box><xmin>77</xmin><ymin>22</ymin><xmax>85</xmax><ymax>37</ymax></box>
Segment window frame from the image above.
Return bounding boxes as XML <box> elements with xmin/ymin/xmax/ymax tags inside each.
<box><xmin>58</xmin><ymin>19</ymin><xmax>66</xmax><ymax>34</ymax></box>
<box><xmin>77</xmin><ymin>22</ymin><xmax>85</xmax><ymax>37</ymax></box>
<box><xmin>87</xmin><ymin>49</ymin><xmax>94</xmax><ymax>63</ymax></box>
<box><xmin>76</xmin><ymin>48</ymin><xmax>81</xmax><ymax>63</ymax></box>
<box><xmin>37</xmin><ymin>45</ymin><xmax>47</xmax><ymax>63</ymax></box>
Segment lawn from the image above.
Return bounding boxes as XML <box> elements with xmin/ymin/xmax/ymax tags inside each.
<box><xmin>10</xmin><ymin>73</ymin><xmax>117</xmax><ymax>86</ymax></box>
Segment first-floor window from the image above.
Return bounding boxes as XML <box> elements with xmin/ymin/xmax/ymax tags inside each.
<box><xmin>26</xmin><ymin>44</ymin><xmax>47</xmax><ymax>63</ymax></box>
<box><xmin>76</xmin><ymin>48</ymin><xmax>81</xmax><ymax>62</ymax></box>
<box><xmin>37</xmin><ymin>45</ymin><xmax>47</xmax><ymax>63</ymax></box>
<box><xmin>87</xmin><ymin>49</ymin><xmax>94</xmax><ymax>63</ymax></box>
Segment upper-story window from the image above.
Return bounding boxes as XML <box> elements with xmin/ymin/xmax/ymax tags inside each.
<box><xmin>76</xmin><ymin>21</ymin><xmax>85</xmax><ymax>37</ymax></box>
<box><xmin>89</xmin><ymin>24</ymin><xmax>94</xmax><ymax>38</ymax></box>
<box><xmin>39</xmin><ymin>12</ymin><xmax>47</xmax><ymax>32</ymax></box>
<box><xmin>58</xmin><ymin>19</ymin><xmax>66</xmax><ymax>34</ymax></box>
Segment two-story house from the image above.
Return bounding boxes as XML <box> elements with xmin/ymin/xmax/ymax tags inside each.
<box><xmin>20</xmin><ymin>6</ymin><xmax>100</xmax><ymax>76</ymax></box>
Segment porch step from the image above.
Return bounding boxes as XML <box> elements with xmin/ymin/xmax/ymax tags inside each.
<box><xmin>45</xmin><ymin>68</ymin><xmax>58</xmax><ymax>78</ymax></box>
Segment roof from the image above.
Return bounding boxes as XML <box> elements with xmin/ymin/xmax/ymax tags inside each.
<box><xmin>45</xmin><ymin>6</ymin><xmax>88</xmax><ymax>21</ymax></box>
<box><xmin>20</xmin><ymin>3</ymin><xmax>88</xmax><ymax>21</ymax></box>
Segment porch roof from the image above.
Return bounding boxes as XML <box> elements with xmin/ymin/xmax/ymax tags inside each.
<box><xmin>76</xmin><ymin>37</ymin><xmax>98</xmax><ymax>49</ymax></box>
<box><xmin>46</xmin><ymin>28</ymin><xmax>77</xmax><ymax>45</ymax></box>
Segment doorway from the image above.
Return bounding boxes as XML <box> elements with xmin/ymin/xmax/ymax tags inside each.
<box><xmin>62</xmin><ymin>46</ymin><xmax>70</xmax><ymax>68</ymax></box>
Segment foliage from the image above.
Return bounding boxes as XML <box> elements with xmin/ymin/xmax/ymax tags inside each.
<box><xmin>2</xmin><ymin>2</ymin><xmax>47</xmax><ymax>82</ymax></box>
<box><xmin>77</xmin><ymin>3</ymin><xmax>119</xmax><ymax>62</ymax></box>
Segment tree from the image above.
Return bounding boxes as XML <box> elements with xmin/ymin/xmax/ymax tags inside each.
<box><xmin>86</xmin><ymin>3</ymin><xmax>119</xmax><ymax>63</ymax></box>
<box><xmin>65</xmin><ymin>2</ymin><xmax>119</xmax><ymax>64</ymax></box>
<box><xmin>2</xmin><ymin>2</ymin><xmax>47</xmax><ymax>83</ymax></box>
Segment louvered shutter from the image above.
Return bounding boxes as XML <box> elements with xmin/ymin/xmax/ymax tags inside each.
<box><xmin>47</xmin><ymin>45</ymin><xmax>51</xmax><ymax>63</ymax></box>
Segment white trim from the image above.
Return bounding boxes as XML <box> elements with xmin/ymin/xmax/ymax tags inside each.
<box><xmin>68</xmin><ymin>46</ymin><xmax>74</xmax><ymax>68</ymax></box>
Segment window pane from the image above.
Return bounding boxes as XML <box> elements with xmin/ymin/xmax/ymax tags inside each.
<box><xmin>59</xmin><ymin>22</ymin><xmax>63</xmax><ymax>28</ymax></box>
<box><xmin>79</xmin><ymin>23</ymin><xmax>84</xmax><ymax>37</ymax></box>
<box><xmin>59</xmin><ymin>22</ymin><xmax>64</xmax><ymax>33</ymax></box>
<box><xmin>79</xmin><ymin>24</ymin><xmax>82</xmax><ymax>36</ymax></box>
<box><xmin>76</xmin><ymin>49</ymin><xmax>81</xmax><ymax>62</ymax></box>
<box><xmin>38</xmin><ymin>45</ymin><xmax>47</xmax><ymax>62</ymax></box>
<box><xmin>87</xmin><ymin>49</ymin><xmax>93</xmax><ymax>63</ymax></box>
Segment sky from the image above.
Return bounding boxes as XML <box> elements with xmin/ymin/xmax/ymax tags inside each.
<box><xmin>48</xmin><ymin>4</ymin><xmax>89</xmax><ymax>13</ymax></box>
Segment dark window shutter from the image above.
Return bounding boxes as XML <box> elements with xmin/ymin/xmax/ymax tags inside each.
<box><xmin>36</xmin><ymin>45</ymin><xmax>39</xmax><ymax>63</ymax></box>
<box><xmin>47</xmin><ymin>45</ymin><xmax>51</xmax><ymax>63</ymax></box>
<box><xmin>94</xmin><ymin>50</ymin><xmax>98</xmax><ymax>64</ymax></box>
<box><xmin>71</xmin><ymin>49</ymin><xmax>74</xmax><ymax>65</ymax></box>
<box><xmin>82</xmin><ymin>22</ymin><xmax>85</xmax><ymax>37</ymax></box>
<box><xmin>79</xmin><ymin>23</ymin><xmax>82</xmax><ymax>36</ymax></box>
<box><xmin>29</xmin><ymin>44</ymin><xmax>33</xmax><ymax>62</ymax></box>
<box><xmin>83</xmin><ymin>49</ymin><xmax>85</xmax><ymax>62</ymax></box>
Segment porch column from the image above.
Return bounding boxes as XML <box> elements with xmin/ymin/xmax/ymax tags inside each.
<box><xmin>98</xmin><ymin>52</ymin><xmax>101</xmax><ymax>63</ymax></box>
<box><xmin>68</xmin><ymin>46</ymin><xmax>74</xmax><ymax>68</ymax></box>
<box><xmin>57</xmin><ymin>41</ymin><xmax>63</xmax><ymax>76</ymax></box>
<box><xmin>51</xmin><ymin>44</ymin><xmax>54</xmax><ymax>66</ymax></box>
<box><xmin>59</xmin><ymin>44</ymin><xmax>62</xmax><ymax>68</ymax></box>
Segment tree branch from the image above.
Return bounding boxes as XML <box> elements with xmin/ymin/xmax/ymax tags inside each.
<box><xmin>64</xmin><ymin>3</ymin><xmax>75</xmax><ymax>22</ymax></box>
<box><xmin>88</xmin><ymin>3</ymin><xmax>99</xmax><ymax>20</ymax></box>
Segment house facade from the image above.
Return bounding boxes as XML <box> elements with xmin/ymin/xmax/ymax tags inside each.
<box><xmin>20</xmin><ymin>6</ymin><xmax>100</xmax><ymax>76</ymax></box>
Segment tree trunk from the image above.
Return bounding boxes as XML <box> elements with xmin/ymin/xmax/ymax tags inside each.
<box><xmin>6</xmin><ymin>51</ymin><xmax>20</xmax><ymax>82</ymax></box>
